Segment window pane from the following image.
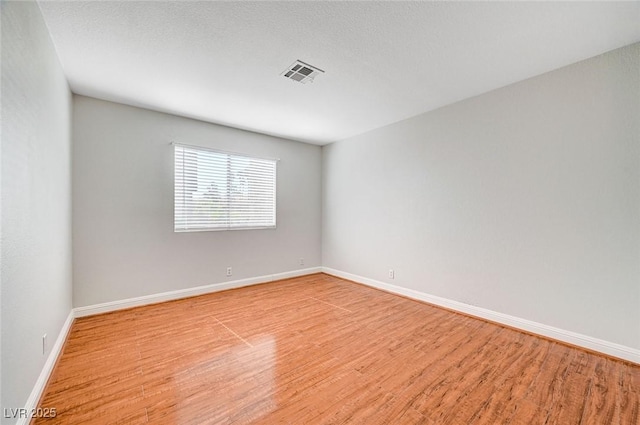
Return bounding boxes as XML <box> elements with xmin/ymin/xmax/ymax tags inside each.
<box><xmin>174</xmin><ymin>145</ymin><xmax>276</xmax><ymax>231</ymax></box>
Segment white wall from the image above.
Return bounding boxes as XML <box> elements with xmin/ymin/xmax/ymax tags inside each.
<box><xmin>72</xmin><ymin>96</ymin><xmax>321</xmax><ymax>307</ymax></box>
<box><xmin>1</xmin><ymin>1</ymin><xmax>73</xmax><ymax>421</ymax></box>
<box><xmin>323</xmin><ymin>43</ymin><xmax>640</xmax><ymax>350</ymax></box>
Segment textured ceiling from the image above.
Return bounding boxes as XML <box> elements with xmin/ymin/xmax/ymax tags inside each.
<box><xmin>38</xmin><ymin>1</ymin><xmax>640</xmax><ymax>145</ymax></box>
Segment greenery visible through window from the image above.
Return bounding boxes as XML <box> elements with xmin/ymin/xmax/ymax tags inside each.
<box><xmin>174</xmin><ymin>144</ymin><xmax>276</xmax><ymax>231</ymax></box>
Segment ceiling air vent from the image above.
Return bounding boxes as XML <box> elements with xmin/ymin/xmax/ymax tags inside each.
<box><xmin>282</xmin><ymin>60</ymin><xmax>324</xmax><ymax>84</ymax></box>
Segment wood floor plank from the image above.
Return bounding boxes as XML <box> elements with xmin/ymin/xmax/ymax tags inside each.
<box><xmin>33</xmin><ymin>273</ymin><xmax>640</xmax><ymax>424</ymax></box>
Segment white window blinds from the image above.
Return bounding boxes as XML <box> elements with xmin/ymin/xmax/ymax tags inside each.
<box><xmin>174</xmin><ymin>144</ymin><xmax>276</xmax><ymax>232</ymax></box>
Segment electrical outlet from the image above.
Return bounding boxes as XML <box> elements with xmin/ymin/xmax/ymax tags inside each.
<box><xmin>299</xmin><ymin>258</ymin><xmax>304</xmax><ymax>266</ymax></box>
<box><xmin>388</xmin><ymin>269</ymin><xmax>395</xmax><ymax>279</ymax></box>
<box><xmin>226</xmin><ymin>267</ymin><xmax>232</xmax><ymax>277</ymax></box>
<box><xmin>42</xmin><ymin>334</ymin><xmax>47</xmax><ymax>355</ymax></box>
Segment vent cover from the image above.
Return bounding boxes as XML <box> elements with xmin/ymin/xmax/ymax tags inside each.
<box><xmin>282</xmin><ymin>60</ymin><xmax>324</xmax><ymax>84</ymax></box>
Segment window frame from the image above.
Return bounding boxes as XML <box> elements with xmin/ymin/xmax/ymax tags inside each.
<box><xmin>173</xmin><ymin>143</ymin><xmax>277</xmax><ymax>232</ymax></box>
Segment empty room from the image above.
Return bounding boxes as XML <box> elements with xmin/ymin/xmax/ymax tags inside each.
<box><xmin>1</xmin><ymin>1</ymin><xmax>639</xmax><ymax>424</ymax></box>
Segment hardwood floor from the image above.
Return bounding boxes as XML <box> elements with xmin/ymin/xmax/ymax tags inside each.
<box><xmin>34</xmin><ymin>273</ymin><xmax>639</xmax><ymax>424</ymax></box>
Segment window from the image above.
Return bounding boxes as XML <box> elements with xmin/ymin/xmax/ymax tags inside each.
<box><xmin>174</xmin><ymin>144</ymin><xmax>276</xmax><ymax>232</ymax></box>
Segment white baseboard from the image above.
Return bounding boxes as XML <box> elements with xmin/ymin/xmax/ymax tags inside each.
<box><xmin>322</xmin><ymin>267</ymin><xmax>640</xmax><ymax>365</ymax></box>
<box><xmin>18</xmin><ymin>310</ymin><xmax>75</xmax><ymax>425</ymax></box>
<box><xmin>74</xmin><ymin>267</ymin><xmax>322</xmax><ymax>317</ymax></box>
